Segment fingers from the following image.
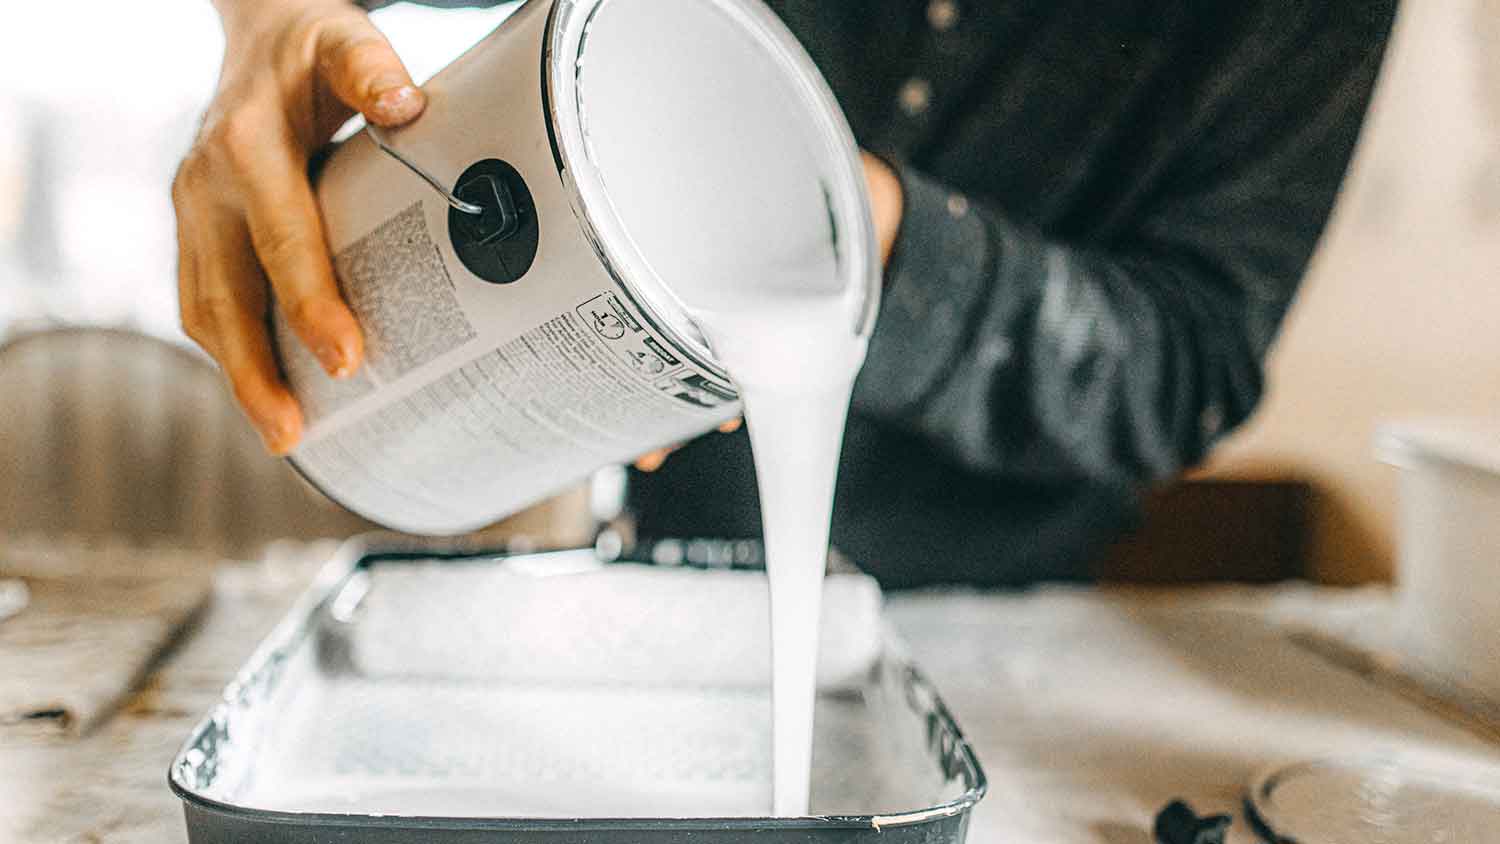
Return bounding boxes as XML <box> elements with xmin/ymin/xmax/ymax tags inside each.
<box><xmin>213</xmin><ymin>282</ymin><xmax>306</xmax><ymax>457</ymax></box>
<box><xmin>634</xmin><ymin>420</ymin><xmax>743</xmax><ymax>471</ymax></box>
<box><xmin>634</xmin><ymin>448</ymin><xmax>676</xmax><ymax>473</ymax></box>
<box><xmin>173</xmin><ymin>4</ymin><xmax>404</xmax><ymax>458</ymax></box>
<box><xmin>860</xmin><ymin>151</ymin><xmax>904</xmax><ymax>265</ymax></box>
<box><xmin>179</xmin><ymin>205</ymin><xmax>304</xmax><ymax>454</ymax></box>
<box><xmin>233</xmin><ymin>132</ymin><xmax>364</xmax><ymax>379</ymax></box>
<box><xmin>316</xmin><ymin>12</ymin><xmax>425</xmax><ymax>126</ymax></box>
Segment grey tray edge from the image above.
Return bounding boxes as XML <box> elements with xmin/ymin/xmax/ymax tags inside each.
<box><xmin>167</xmin><ymin>533</ymin><xmax>988</xmax><ymax>835</ymax></box>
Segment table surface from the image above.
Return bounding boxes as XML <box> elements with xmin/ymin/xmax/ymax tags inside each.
<box><xmin>4</xmin><ymin>545</ymin><xmax>1496</xmax><ymax>844</ymax></box>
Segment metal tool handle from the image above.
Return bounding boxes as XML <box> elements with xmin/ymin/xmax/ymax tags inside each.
<box><xmin>364</xmin><ymin>124</ymin><xmax>485</xmax><ymax>216</ymax></box>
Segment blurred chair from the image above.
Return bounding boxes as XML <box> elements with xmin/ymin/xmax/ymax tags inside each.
<box><xmin>0</xmin><ymin>326</ymin><xmax>372</xmax><ymax>556</ymax></box>
<box><xmin>0</xmin><ymin>326</ymin><xmax>594</xmax><ymax>557</ymax></box>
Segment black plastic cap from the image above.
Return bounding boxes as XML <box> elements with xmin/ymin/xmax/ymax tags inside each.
<box><xmin>1154</xmin><ymin>800</ymin><xmax>1232</xmax><ymax>844</ymax></box>
<box><xmin>449</xmin><ymin>158</ymin><xmax>539</xmax><ymax>285</ymax></box>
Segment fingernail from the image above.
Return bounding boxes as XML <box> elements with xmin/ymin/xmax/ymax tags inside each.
<box><xmin>261</xmin><ymin>416</ymin><xmax>298</xmax><ymax>456</ymax></box>
<box><xmin>371</xmin><ymin>85</ymin><xmax>421</xmax><ymax>122</ymax></box>
<box><xmin>316</xmin><ymin>342</ymin><xmax>358</xmax><ymax>379</ymax></box>
<box><xmin>262</xmin><ymin>430</ymin><xmax>292</xmax><ymax>456</ymax></box>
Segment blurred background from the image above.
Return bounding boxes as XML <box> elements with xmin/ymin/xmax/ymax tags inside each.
<box><xmin>1204</xmin><ymin>0</ymin><xmax>1500</xmax><ymax>584</ymax></box>
<box><xmin>0</xmin><ymin>1</ymin><xmax>515</xmax><ymax>337</ymax></box>
<box><xmin>0</xmin><ymin>2</ymin><xmax>592</xmax><ymax>555</ymax></box>
<box><xmin>1</xmin><ymin>0</ymin><xmax>1499</xmax><ymax>582</ymax></box>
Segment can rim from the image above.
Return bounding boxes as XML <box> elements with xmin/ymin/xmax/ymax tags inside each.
<box><xmin>539</xmin><ymin>0</ymin><xmax>880</xmax><ymax>380</ymax></box>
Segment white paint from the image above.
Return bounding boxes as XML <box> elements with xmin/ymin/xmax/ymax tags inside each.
<box><xmin>689</xmin><ymin>296</ymin><xmax>866</xmax><ymax>816</ymax></box>
<box><xmin>575</xmin><ymin>0</ymin><xmax>874</xmax><ymax>816</ymax></box>
<box><xmin>572</xmin><ymin>0</ymin><xmax>859</xmax><ymax>343</ymax></box>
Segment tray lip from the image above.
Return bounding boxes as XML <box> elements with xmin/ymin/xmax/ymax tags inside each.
<box><xmin>167</xmin><ymin>533</ymin><xmax>988</xmax><ymax>831</ymax></box>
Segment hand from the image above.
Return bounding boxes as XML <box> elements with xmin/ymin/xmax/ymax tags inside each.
<box><xmin>635</xmin><ymin>152</ymin><xmax>903</xmax><ymax>472</ymax></box>
<box><xmin>173</xmin><ymin>0</ymin><xmax>426</xmax><ymax>454</ymax></box>
<box><xmin>861</xmin><ymin>151</ymin><xmax>904</xmax><ymax>265</ymax></box>
<box><xmin>634</xmin><ymin>418</ymin><xmax>743</xmax><ymax>472</ymax></box>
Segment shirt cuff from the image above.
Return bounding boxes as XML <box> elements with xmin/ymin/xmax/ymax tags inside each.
<box><xmin>853</xmin><ymin>164</ymin><xmax>996</xmax><ymax>421</ymax></box>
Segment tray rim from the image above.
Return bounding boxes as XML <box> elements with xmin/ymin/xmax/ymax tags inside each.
<box><xmin>167</xmin><ymin>533</ymin><xmax>988</xmax><ymax>831</ymax></box>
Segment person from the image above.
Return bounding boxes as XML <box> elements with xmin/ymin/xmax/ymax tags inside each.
<box><xmin>173</xmin><ymin>0</ymin><xmax>1398</xmax><ymax>587</ymax></box>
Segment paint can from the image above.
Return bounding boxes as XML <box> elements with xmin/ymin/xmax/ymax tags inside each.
<box><xmin>276</xmin><ymin>0</ymin><xmax>878</xmax><ymax>535</ymax></box>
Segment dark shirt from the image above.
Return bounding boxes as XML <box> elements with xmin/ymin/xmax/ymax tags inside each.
<box><xmin>393</xmin><ymin>0</ymin><xmax>1398</xmax><ymax>586</ymax></box>
<box><xmin>634</xmin><ymin>0</ymin><xmax>1397</xmax><ymax>587</ymax></box>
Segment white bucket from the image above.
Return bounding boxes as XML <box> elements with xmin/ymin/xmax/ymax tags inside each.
<box><xmin>274</xmin><ymin>0</ymin><xmax>877</xmax><ymax>535</ymax></box>
<box><xmin>1379</xmin><ymin>420</ymin><xmax>1500</xmax><ymax>704</ymax></box>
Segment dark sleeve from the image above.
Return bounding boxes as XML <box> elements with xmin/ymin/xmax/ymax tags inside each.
<box><xmin>851</xmin><ymin>6</ymin><xmax>1396</xmax><ymax>490</ymax></box>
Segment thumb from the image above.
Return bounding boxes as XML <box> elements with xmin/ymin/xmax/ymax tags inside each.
<box><xmin>317</xmin><ymin>13</ymin><xmax>426</xmax><ymax>127</ymax></box>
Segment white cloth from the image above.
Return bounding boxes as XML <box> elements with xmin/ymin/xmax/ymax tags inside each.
<box><xmin>0</xmin><ymin>535</ymin><xmax>214</xmax><ymax>737</ymax></box>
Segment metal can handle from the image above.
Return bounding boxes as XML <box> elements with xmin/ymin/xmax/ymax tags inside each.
<box><xmin>364</xmin><ymin>124</ymin><xmax>485</xmax><ymax>216</ymax></box>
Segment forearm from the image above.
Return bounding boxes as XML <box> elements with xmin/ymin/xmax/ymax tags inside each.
<box><xmin>850</xmin><ymin>0</ymin><xmax>1394</xmax><ymax>487</ymax></box>
<box><xmin>852</xmin><ymin>165</ymin><xmax>1288</xmax><ymax>488</ymax></box>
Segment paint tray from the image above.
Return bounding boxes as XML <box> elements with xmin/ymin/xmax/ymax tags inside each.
<box><xmin>168</xmin><ymin>537</ymin><xmax>985</xmax><ymax>843</ymax></box>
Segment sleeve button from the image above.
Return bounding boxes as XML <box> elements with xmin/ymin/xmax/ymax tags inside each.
<box><xmin>927</xmin><ymin>0</ymin><xmax>960</xmax><ymax>32</ymax></box>
<box><xmin>1201</xmin><ymin>404</ymin><xmax>1225</xmax><ymax>438</ymax></box>
<box><xmin>898</xmin><ymin>78</ymin><xmax>933</xmax><ymax>116</ymax></box>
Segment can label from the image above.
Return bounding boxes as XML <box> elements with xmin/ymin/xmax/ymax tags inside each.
<box><xmin>277</xmin><ymin>2</ymin><xmax>738</xmax><ymax>535</ymax></box>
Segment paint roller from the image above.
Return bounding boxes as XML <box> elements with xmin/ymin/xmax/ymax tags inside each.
<box><xmin>326</xmin><ymin>554</ymin><xmax>886</xmax><ymax>692</ymax></box>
